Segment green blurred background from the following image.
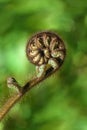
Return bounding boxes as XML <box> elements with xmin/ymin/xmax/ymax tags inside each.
<box><xmin>0</xmin><ymin>0</ymin><xmax>87</xmax><ymax>129</ymax></box>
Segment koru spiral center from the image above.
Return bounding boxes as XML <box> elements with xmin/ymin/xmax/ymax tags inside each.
<box><xmin>26</xmin><ymin>31</ymin><xmax>66</xmax><ymax>66</ymax></box>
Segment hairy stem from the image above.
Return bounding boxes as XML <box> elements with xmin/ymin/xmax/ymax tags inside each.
<box><xmin>0</xmin><ymin>93</ymin><xmax>22</xmax><ymax>121</ymax></box>
<box><xmin>0</xmin><ymin>66</ymin><xmax>57</xmax><ymax>121</ymax></box>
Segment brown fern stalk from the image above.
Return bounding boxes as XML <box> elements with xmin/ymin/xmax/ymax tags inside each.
<box><xmin>0</xmin><ymin>67</ymin><xmax>59</xmax><ymax>121</ymax></box>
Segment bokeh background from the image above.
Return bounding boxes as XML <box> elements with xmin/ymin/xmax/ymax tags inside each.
<box><xmin>0</xmin><ymin>0</ymin><xmax>87</xmax><ymax>129</ymax></box>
